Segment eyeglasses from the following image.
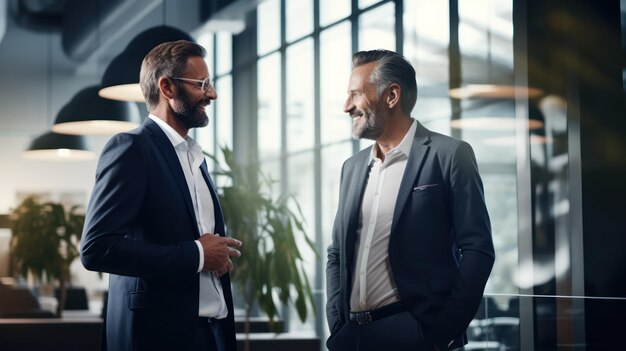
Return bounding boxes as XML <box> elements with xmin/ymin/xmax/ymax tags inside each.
<box><xmin>170</xmin><ymin>76</ymin><xmax>215</xmax><ymax>94</ymax></box>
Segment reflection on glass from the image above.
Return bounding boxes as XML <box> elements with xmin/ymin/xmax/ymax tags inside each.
<box><xmin>216</xmin><ymin>33</ymin><xmax>232</xmax><ymax>76</ymax></box>
<box><xmin>468</xmin><ymin>295</ymin><xmax>520</xmax><ymax>350</ymax></box>
<box><xmin>404</xmin><ymin>0</ymin><xmax>450</xmax><ymax>123</ymax></box>
<box><xmin>458</xmin><ymin>0</ymin><xmax>514</xmax><ymax>86</ymax></box>
<box><xmin>456</xmin><ymin>103</ymin><xmax>518</xmax><ymax>165</ymax></box>
<box><xmin>286</xmin><ymin>38</ymin><xmax>315</xmax><ymax>152</ymax></box>
<box><xmin>286</xmin><ymin>0</ymin><xmax>313</xmax><ymax>43</ymax></box>
<box><xmin>481</xmin><ymin>174</ymin><xmax>518</xmax><ymax>295</ymax></box>
<box><xmin>321</xmin><ymin>21</ymin><xmax>352</xmax><ymax>145</ymax></box>
<box><xmin>257</xmin><ymin>0</ymin><xmax>281</xmax><ymax>56</ymax></box>
<box><xmin>258</xmin><ymin>53</ymin><xmax>282</xmax><ymax>160</ymax></box>
<box><xmin>215</xmin><ymin>76</ymin><xmax>233</xmax><ymax>185</ymax></box>
<box><xmin>320</xmin><ymin>0</ymin><xmax>351</xmax><ymax>27</ymax></box>
<box><xmin>359</xmin><ymin>0</ymin><xmax>383</xmax><ymax>10</ymax></box>
<box><xmin>359</xmin><ymin>2</ymin><xmax>395</xmax><ymax>52</ymax></box>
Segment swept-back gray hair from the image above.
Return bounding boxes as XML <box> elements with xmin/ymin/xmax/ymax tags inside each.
<box><xmin>352</xmin><ymin>49</ymin><xmax>417</xmax><ymax>114</ymax></box>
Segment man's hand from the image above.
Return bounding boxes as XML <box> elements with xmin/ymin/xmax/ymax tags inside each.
<box><xmin>198</xmin><ymin>233</ymin><xmax>242</xmax><ymax>275</ymax></box>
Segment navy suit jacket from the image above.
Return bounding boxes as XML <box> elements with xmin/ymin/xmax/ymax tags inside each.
<box><xmin>326</xmin><ymin>121</ymin><xmax>495</xmax><ymax>350</ymax></box>
<box><xmin>81</xmin><ymin>118</ymin><xmax>237</xmax><ymax>351</ymax></box>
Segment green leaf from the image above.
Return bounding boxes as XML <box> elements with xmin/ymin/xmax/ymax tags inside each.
<box><xmin>205</xmin><ymin>146</ymin><xmax>318</xmax><ymax>328</ymax></box>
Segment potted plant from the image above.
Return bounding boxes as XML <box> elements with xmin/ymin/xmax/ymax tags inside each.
<box><xmin>9</xmin><ymin>196</ymin><xmax>85</xmax><ymax>317</ymax></box>
<box><xmin>206</xmin><ymin>147</ymin><xmax>317</xmax><ymax>351</ymax></box>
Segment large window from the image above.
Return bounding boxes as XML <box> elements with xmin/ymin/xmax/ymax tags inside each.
<box><xmin>196</xmin><ymin>32</ymin><xmax>234</xmax><ymax>179</ymax></box>
<box><xmin>249</xmin><ymin>0</ymin><xmax>533</xmax><ymax>349</ymax></box>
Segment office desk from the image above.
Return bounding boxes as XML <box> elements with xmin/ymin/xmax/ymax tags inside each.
<box><xmin>0</xmin><ymin>316</ymin><xmax>103</xmax><ymax>351</ymax></box>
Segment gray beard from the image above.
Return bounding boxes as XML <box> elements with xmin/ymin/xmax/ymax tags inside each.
<box><xmin>353</xmin><ymin>110</ymin><xmax>385</xmax><ymax>140</ymax></box>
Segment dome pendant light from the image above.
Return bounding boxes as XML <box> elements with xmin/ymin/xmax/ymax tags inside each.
<box><xmin>99</xmin><ymin>25</ymin><xmax>194</xmax><ymax>102</ymax></box>
<box><xmin>24</xmin><ymin>33</ymin><xmax>94</xmax><ymax>161</ymax></box>
<box><xmin>52</xmin><ymin>2</ymin><xmax>141</xmax><ymax>135</ymax></box>
<box><xmin>24</xmin><ymin>132</ymin><xmax>95</xmax><ymax>161</ymax></box>
<box><xmin>52</xmin><ymin>86</ymin><xmax>141</xmax><ymax>135</ymax></box>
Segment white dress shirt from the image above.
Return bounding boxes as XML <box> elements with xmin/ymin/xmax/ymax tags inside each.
<box><xmin>350</xmin><ymin>119</ymin><xmax>417</xmax><ymax>312</ymax></box>
<box><xmin>149</xmin><ymin>115</ymin><xmax>228</xmax><ymax>318</ymax></box>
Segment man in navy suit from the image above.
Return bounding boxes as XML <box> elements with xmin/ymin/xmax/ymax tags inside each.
<box><xmin>326</xmin><ymin>50</ymin><xmax>495</xmax><ymax>351</ymax></box>
<box><xmin>81</xmin><ymin>40</ymin><xmax>242</xmax><ymax>351</ymax></box>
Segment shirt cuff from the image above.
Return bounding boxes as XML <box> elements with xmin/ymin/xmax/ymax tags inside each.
<box><xmin>195</xmin><ymin>240</ymin><xmax>204</xmax><ymax>273</ymax></box>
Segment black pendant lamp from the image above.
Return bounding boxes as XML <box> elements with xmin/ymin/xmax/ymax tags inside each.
<box><xmin>24</xmin><ymin>132</ymin><xmax>95</xmax><ymax>161</ymax></box>
<box><xmin>52</xmin><ymin>85</ymin><xmax>141</xmax><ymax>135</ymax></box>
<box><xmin>99</xmin><ymin>25</ymin><xmax>194</xmax><ymax>102</ymax></box>
<box><xmin>24</xmin><ymin>32</ymin><xmax>94</xmax><ymax>161</ymax></box>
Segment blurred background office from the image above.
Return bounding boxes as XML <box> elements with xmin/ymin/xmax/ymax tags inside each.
<box><xmin>0</xmin><ymin>0</ymin><xmax>625</xmax><ymax>350</ymax></box>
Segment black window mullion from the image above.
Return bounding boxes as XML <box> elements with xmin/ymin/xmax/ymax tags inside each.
<box><xmin>312</xmin><ymin>0</ymin><xmax>325</xmax><ymax>343</ymax></box>
<box><xmin>351</xmin><ymin>0</ymin><xmax>360</xmax><ymax>155</ymax></box>
<box><xmin>395</xmin><ymin>0</ymin><xmax>403</xmax><ymax>54</ymax></box>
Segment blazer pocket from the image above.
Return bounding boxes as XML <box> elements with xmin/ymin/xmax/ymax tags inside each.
<box><xmin>412</xmin><ymin>184</ymin><xmax>441</xmax><ymax>198</ymax></box>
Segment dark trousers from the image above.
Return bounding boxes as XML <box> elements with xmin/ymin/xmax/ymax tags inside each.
<box><xmin>327</xmin><ymin>311</ymin><xmax>432</xmax><ymax>351</ymax></box>
<box><xmin>194</xmin><ymin>318</ymin><xmax>220</xmax><ymax>351</ymax></box>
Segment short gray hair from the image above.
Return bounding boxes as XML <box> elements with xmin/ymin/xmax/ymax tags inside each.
<box><xmin>139</xmin><ymin>40</ymin><xmax>206</xmax><ymax>110</ymax></box>
<box><xmin>352</xmin><ymin>50</ymin><xmax>417</xmax><ymax>115</ymax></box>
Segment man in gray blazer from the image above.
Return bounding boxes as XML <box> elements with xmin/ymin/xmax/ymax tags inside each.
<box><xmin>326</xmin><ymin>50</ymin><xmax>495</xmax><ymax>351</ymax></box>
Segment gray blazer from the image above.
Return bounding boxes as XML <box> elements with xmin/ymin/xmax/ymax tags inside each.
<box><xmin>326</xmin><ymin>120</ymin><xmax>495</xmax><ymax>350</ymax></box>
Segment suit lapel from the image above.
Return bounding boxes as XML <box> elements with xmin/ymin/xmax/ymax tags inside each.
<box><xmin>144</xmin><ymin>118</ymin><xmax>199</xmax><ymax>237</ymax></box>
<box><xmin>343</xmin><ymin>148</ymin><xmax>372</xmax><ymax>302</ymax></box>
<box><xmin>200</xmin><ymin>160</ymin><xmax>235</xmax><ymax>321</ymax></box>
<box><xmin>391</xmin><ymin>122</ymin><xmax>431</xmax><ymax>234</ymax></box>
<box><xmin>199</xmin><ymin>160</ymin><xmax>226</xmax><ymax>237</ymax></box>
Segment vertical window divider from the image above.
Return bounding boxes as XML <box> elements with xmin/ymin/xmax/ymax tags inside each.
<box><xmin>279</xmin><ymin>0</ymin><xmax>291</xmax><ymax>330</ymax></box>
<box><xmin>280</xmin><ymin>0</ymin><xmax>288</xmax><ymax>198</ymax></box>
<box><xmin>395</xmin><ymin>0</ymin><xmax>403</xmax><ymax>54</ymax></box>
<box><xmin>212</xmin><ymin>34</ymin><xmax>219</xmax><ymax>169</ymax></box>
<box><xmin>448</xmin><ymin>0</ymin><xmax>462</xmax><ymax>140</ymax></box>
<box><xmin>351</xmin><ymin>0</ymin><xmax>360</xmax><ymax>155</ymax></box>
<box><xmin>312</xmin><ymin>0</ymin><xmax>324</xmax><ymax>341</ymax></box>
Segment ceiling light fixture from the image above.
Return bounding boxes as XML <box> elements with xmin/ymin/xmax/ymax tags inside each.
<box><xmin>52</xmin><ymin>86</ymin><xmax>141</xmax><ymax>135</ymax></box>
<box><xmin>449</xmin><ymin>84</ymin><xmax>544</xmax><ymax>99</ymax></box>
<box><xmin>24</xmin><ymin>32</ymin><xmax>94</xmax><ymax>161</ymax></box>
<box><xmin>98</xmin><ymin>25</ymin><xmax>193</xmax><ymax>102</ymax></box>
<box><xmin>24</xmin><ymin>132</ymin><xmax>95</xmax><ymax>161</ymax></box>
<box><xmin>450</xmin><ymin>100</ymin><xmax>545</xmax><ymax>131</ymax></box>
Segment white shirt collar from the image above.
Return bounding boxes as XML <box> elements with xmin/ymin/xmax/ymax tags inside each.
<box><xmin>149</xmin><ymin>114</ymin><xmax>186</xmax><ymax>148</ymax></box>
<box><xmin>148</xmin><ymin>114</ymin><xmax>205</xmax><ymax>167</ymax></box>
<box><xmin>369</xmin><ymin>119</ymin><xmax>417</xmax><ymax>163</ymax></box>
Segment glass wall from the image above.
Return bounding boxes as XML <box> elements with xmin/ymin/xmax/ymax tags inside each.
<box><xmin>240</xmin><ymin>0</ymin><xmax>626</xmax><ymax>349</ymax></box>
<box><xmin>250</xmin><ymin>0</ymin><xmax>524</xmax><ymax>346</ymax></box>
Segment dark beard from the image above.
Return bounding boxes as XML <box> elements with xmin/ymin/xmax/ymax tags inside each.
<box><xmin>172</xmin><ymin>87</ymin><xmax>209</xmax><ymax>129</ymax></box>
